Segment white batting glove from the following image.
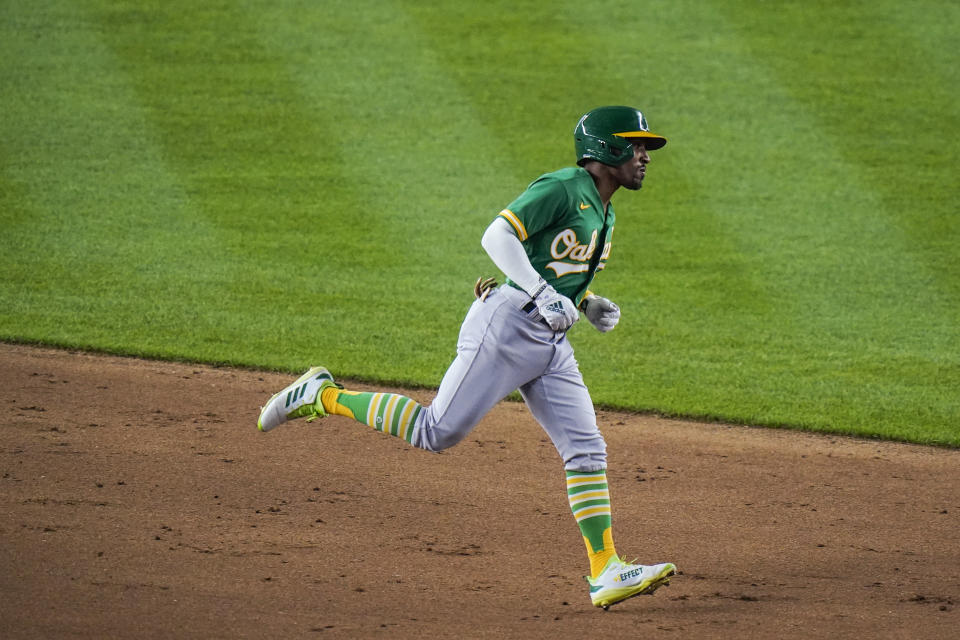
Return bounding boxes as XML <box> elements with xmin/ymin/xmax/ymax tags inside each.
<box><xmin>582</xmin><ymin>295</ymin><xmax>620</xmax><ymax>333</ymax></box>
<box><xmin>532</xmin><ymin>283</ymin><xmax>579</xmax><ymax>331</ymax></box>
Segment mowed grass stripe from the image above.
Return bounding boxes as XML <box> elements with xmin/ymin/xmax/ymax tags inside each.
<box><xmin>245</xmin><ymin>1</ymin><xmax>506</xmax><ymax>380</ymax></box>
<box><xmin>402</xmin><ymin>2</ymin><xmax>616</xmax><ymax>176</ymax></box>
<box><xmin>0</xmin><ymin>0</ymin><xmax>217</xmax><ymax>351</ymax></box>
<box><xmin>713</xmin><ymin>1</ymin><xmax>959</xmax><ymax>441</ymax></box>
<box><xmin>85</xmin><ymin>1</ymin><xmax>369</xmax><ymax>366</ymax></box>
<box><xmin>721</xmin><ymin>1</ymin><xmax>959</xmax><ymax>299</ymax></box>
<box><xmin>571</xmin><ymin>1</ymin><xmax>958</xmax><ymax>443</ymax></box>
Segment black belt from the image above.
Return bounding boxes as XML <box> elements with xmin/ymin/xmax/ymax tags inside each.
<box><xmin>521</xmin><ymin>301</ymin><xmax>554</xmax><ymax>329</ymax></box>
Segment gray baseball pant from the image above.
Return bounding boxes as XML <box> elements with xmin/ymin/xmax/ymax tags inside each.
<box><xmin>409</xmin><ymin>285</ymin><xmax>607</xmax><ymax>472</ymax></box>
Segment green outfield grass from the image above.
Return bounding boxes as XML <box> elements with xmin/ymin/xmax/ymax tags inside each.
<box><xmin>2</xmin><ymin>1</ymin><xmax>957</xmax><ymax>446</ymax></box>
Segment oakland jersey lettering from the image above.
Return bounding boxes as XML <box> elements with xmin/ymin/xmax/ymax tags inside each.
<box><xmin>547</xmin><ymin>228</ymin><xmax>613</xmax><ymax>277</ymax></box>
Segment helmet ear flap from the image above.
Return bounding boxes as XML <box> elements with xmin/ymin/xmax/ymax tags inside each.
<box><xmin>596</xmin><ymin>136</ymin><xmax>633</xmax><ymax>163</ymax></box>
<box><xmin>606</xmin><ymin>140</ymin><xmax>629</xmax><ymax>160</ymax></box>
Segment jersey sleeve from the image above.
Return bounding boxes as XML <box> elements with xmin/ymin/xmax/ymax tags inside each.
<box><xmin>497</xmin><ymin>176</ymin><xmax>570</xmax><ymax>242</ymax></box>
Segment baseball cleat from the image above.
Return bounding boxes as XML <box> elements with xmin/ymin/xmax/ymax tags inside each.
<box><xmin>257</xmin><ymin>366</ymin><xmax>340</xmax><ymax>432</ymax></box>
<box><xmin>587</xmin><ymin>555</ymin><xmax>677</xmax><ymax>610</ymax></box>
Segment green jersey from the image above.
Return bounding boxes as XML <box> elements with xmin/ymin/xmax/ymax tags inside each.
<box><xmin>498</xmin><ymin>167</ymin><xmax>614</xmax><ymax>305</ymax></box>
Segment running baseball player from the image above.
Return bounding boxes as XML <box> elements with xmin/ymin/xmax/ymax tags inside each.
<box><xmin>257</xmin><ymin>106</ymin><xmax>677</xmax><ymax>609</ymax></box>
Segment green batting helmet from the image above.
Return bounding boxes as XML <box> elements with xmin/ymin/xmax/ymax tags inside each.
<box><xmin>574</xmin><ymin>106</ymin><xmax>667</xmax><ymax>166</ymax></box>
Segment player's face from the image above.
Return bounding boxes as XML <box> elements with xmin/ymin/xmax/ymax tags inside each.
<box><xmin>614</xmin><ymin>142</ymin><xmax>650</xmax><ymax>191</ymax></box>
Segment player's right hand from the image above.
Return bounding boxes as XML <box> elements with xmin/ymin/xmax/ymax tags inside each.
<box><xmin>533</xmin><ymin>285</ymin><xmax>579</xmax><ymax>331</ymax></box>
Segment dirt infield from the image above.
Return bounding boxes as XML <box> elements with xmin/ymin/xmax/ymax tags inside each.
<box><xmin>1</xmin><ymin>343</ymin><xmax>957</xmax><ymax>638</ymax></box>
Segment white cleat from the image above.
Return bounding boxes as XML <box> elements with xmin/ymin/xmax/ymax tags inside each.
<box><xmin>257</xmin><ymin>366</ymin><xmax>339</xmax><ymax>432</ymax></box>
<box><xmin>587</xmin><ymin>556</ymin><xmax>677</xmax><ymax>610</ymax></box>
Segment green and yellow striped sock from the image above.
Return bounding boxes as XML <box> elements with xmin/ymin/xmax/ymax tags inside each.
<box><xmin>320</xmin><ymin>387</ymin><xmax>422</xmax><ymax>443</ymax></box>
<box><xmin>567</xmin><ymin>469</ymin><xmax>617</xmax><ymax>578</ymax></box>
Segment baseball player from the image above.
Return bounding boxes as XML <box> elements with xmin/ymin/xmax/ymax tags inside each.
<box><xmin>257</xmin><ymin>106</ymin><xmax>677</xmax><ymax>609</ymax></box>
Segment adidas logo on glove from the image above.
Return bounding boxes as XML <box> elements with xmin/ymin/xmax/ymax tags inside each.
<box><xmin>531</xmin><ymin>282</ymin><xmax>579</xmax><ymax>332</ymax></box>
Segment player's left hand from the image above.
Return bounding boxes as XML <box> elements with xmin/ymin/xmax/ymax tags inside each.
<box><xmin>582</xmin><ymin>295</ymin><xmax>620</xmax><ymax>333</ymax></box>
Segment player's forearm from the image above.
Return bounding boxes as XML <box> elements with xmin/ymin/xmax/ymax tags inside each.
<box><xmin>480</xmin><ymin>217</ymin><xmax>544</xmax><ymax>296</ymax></box>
